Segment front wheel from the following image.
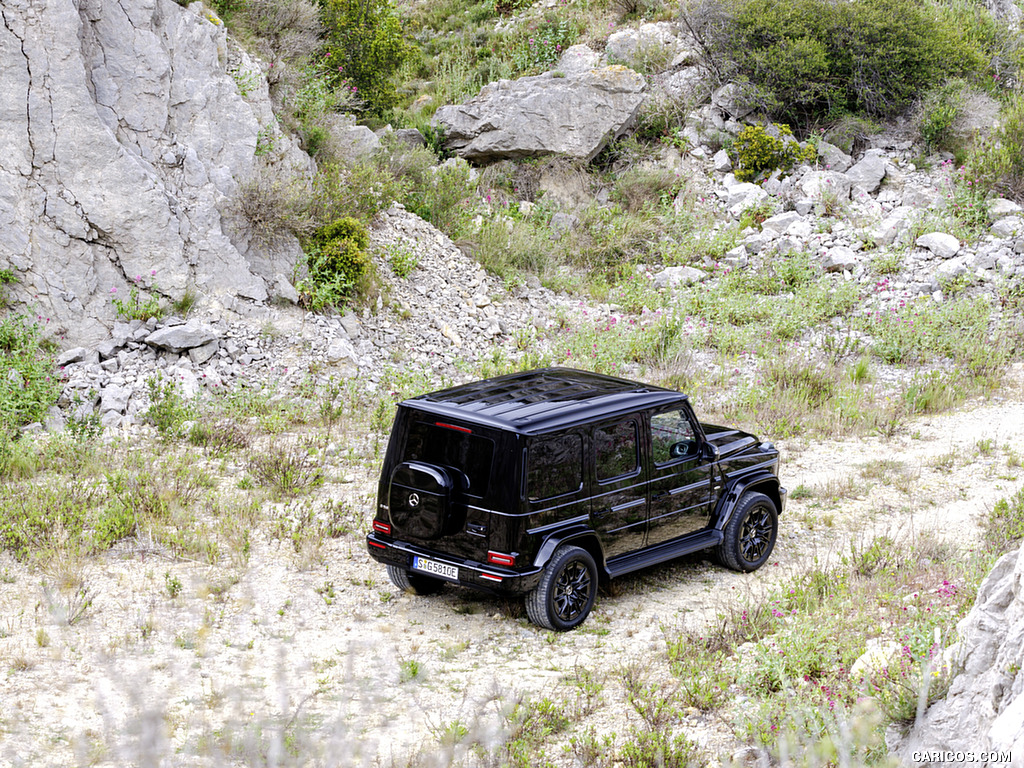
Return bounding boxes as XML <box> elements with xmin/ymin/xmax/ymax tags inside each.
<box><xmin>525</xmin><ymin>545</ymin><xmax>598</xmax><ymax>631</ymax></box>
<box><xmin>386</xmin><ymin>565</ymin><xmax>445</xmax><ymax>596</ymax></box>
<box><xmin>716</xmin><ymin>492</ymin><xmax>778</xmax><ymax>572</ymax></box>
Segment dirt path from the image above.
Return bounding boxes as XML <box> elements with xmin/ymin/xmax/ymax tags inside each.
<box><xmin>2</xmin><ymin>372</ymin><xmax>1023</xmax><ymax>766</ymax></box>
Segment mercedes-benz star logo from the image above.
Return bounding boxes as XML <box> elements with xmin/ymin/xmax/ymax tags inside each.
<box><xmin>408</xmin><ymin>492</ymin><xmax>421</xmax><ymax>508</ymax></box>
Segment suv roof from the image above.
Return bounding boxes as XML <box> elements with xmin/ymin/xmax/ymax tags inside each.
<box><xmin>404</xmin><ymin>367</ymin><xmax>688</xmax><ymax>435</ymax></box>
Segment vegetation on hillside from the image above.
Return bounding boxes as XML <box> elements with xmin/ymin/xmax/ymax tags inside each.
<box><xmin>4</xmin><ymin>0</ymin><xmax>1024</xmax><ymax>760</ymax></box>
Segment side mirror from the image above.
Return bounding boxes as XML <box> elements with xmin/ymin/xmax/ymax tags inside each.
<box><xmin>701</xmin><ymin>442</ymin><xmax>720</xmax><ymax>462</ymax></box>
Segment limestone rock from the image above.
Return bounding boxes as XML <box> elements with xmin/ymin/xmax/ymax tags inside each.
<box><xmin>711</xmin><ymin>82</ymin><xmax>757</xmax><ymax>120</ymax></box>
<box><xmin>0</xmin><ymin>0</ymin><xmax>308</xmax><ymax>347</ymax></box>
<box><xmin>726</xmin><ymin>183</ymin><xmax>768</xmax><ymax>216</ymax></box>
<box><xmin>916</xmin><ymin>232</ymin><xmax>961</xmax><ymax>259</ymax></box>
<box><xmin>653</xmin><ymin>266</ymin><xmax>706</xmax><ymax>289</ymax></box>
<box><xmin>340</xmin><ymin>125</ymin><xmax>381</xmax><ymax>159</ymax></box>
<box><xmin>815</xmin><ymin>140</ymin><xmax>853</xmax><ymax>173</ymax></box>
<box><xmin>433</xmin><ymin>67</ymin><xmax>646</xmax><ymax>162</ymax></box>
<box><xmin>603</xmin><ymin>22</ymin><xmax>684</xmax><ymax>70</ymax></box>
<box><xmin>145</xmin><ymin>321</ymin><xmax>218</xmax><ymax>352</ymax></box>
<box><xmin>712</xmin><ymin>149</ymin><xmax>732</xmax><ymax>173</ymax></box>
<box><xmin>847</xmin><ymin>150</ymin><xmax>887</xmax><ymax>193</ymax></box>
<box><xmin>555</xmin><ymin>45</ymin><xmax>601</xmax><ymax>76</ymax></box>
<box><xmin>761</xmin><ymin>211</ymin><xmax>803</xmax><ymax>236</ymax></box>
<box><xmin>990</xmin><ymin>198</ymin><xmax>1023</xmax><ymax>218</ymax></box>
<box><xmin>895</xmin><ymin>546</ymin><xmax>1024</xmax><ymax>764</ymax></box>
<box><xmin>991</xmin><ymin>217</ymin><xmax>1024</xmax><ymax>238</ymax></box>
<box><xmin>801</xmin><ymin>171</ymin><xmax>852</xmax><ymax>201</ymax></box>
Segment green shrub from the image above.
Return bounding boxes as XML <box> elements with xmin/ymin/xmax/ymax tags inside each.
<box><xmin>311</xmin><ymin>160</ymin><xmax>409</xmax><ymax>226</ymax></box>
<box><xmin>320</xmin><ymin>0</ymin><xmax>407</xmax><ymax>116</ymax></box>
<box><xmin>689</xmin><ymin>0</ymin><xmax>986</xmax><ymax>126</ymax></box>
<box><xmin>918</xmin><ymin>80</ymin><xmax>968</xmax><ymax>153</ymax></box>
<box><xmin>0</xmin><ymin>483</ymin><xmax>93</xmax><ymax>561</ymax></box>
<box><xmin>300</xmin><ymin>217</ymin><xmax>371</xmax><ymax>310</ymax></box>
<box><xmin>0</xmin><ymin>314</ymin><xmax>60</xmax><ymax>432</ymax></box>
<box><xmin>732</xmin><ymin>124</ymin><xmax>813</xmax><ymax>182</ymax></box>
<box><xmin>383</xmin><ymin>242</ymin><xmax>419</xmax><ymax>278</ymax></box>
<box><xmin>144</xmin><ymin>375</ymin><xmax>197</xmax><ymax>437</ymax></box>
<box><xmin>404</xmin><ymin>160</ymin><xmax>476</xmax><ymax>234</ymax></box>
<box><xmin>982</xmin><ymin>488</ymin><xmax>1024</xmax><ymax>552</ymax></box>
<box><xmin>504</xmin><ymin>12</ymin><xmax>581</xmax><ymax>75</ymax></box>
<box><xmin>964</xmin><ymin>92</ymin><xmax>1024</xmax><ymax>200</ymax></box>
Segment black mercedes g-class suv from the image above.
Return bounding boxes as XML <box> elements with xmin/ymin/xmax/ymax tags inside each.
<box><xmin>366</xmin><ymin>368</ymin><xmax>785</xmax><ymax>630</ymax></box>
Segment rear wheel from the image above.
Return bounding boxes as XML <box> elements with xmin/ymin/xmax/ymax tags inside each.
<box><xmin>716</xmin><ymin>492</ymin><xmax>778</xmax><ymax>572</ymax></box>
<box><xmin>386</xmin><ymin>564</ymin><xmax>445</xmax><ymax>596</ymax></box>
<box><xmin>525</xmin><ymin>545</ymin><xmax>597</xmax><ymax>631</ymax></box>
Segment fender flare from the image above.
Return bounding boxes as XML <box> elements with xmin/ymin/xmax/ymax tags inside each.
<box><xmin>713</xmin><ymin>473</ymin><xmax>784</xmax><ymax>532</ymax></box>
<box><xmin>533</xmin><ymin>526</ymin><xmax>607</xmax><ymax>575</ymax></box>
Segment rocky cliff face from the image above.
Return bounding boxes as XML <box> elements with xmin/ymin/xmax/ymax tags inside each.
<box><xmin>0</xmin><ymin>0</ymin><xmax>309</xmax><ymax>346</ymax></box>
<box><xmin>895</xmin><ymin>545</ymin><xmax>1024</xmax><ymax>766</ymax></box>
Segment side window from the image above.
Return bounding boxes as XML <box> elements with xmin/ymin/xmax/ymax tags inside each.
<box><xmin>650</xmin><ymin>408</ymin><xmax>697</xmax><ymax>464</ymax></box>
<box><xmin>595</xmin><ymin>420</ymin><xmax>639</xmax><ymax>481</ymax></box>
<box><xmin>527</xmin><ymin>435</ymin><xmax>583</xmax><ymax>501</ymax></box>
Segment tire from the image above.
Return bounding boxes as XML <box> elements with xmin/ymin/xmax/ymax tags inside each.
<box><xmin>386</xmin><ymin>564</ymin><xmax>445</xmax><ymax>596</ymax></box>
<box><xmin>525</xmin><ymin>545</ymin><xmax>598</xmax><ymax>631</ymax></box>
<box><xmin>716</xmin><ymin>492</ymin><xmax>778</xmax><ymax>572</ymax></box>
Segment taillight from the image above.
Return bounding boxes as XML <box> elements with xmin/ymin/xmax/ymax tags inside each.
<box><xmin>487</xmin><ymin>551</ymin><xmax>516</xmax><ymax>567</ymax></box>
<box><xmin>373</xmin><ymin>520</ymin><xmax>392</xmax><ymax>535</ymax></box>
<box><xmin>480</xmin><ymin>573</ymin><xmax>503</xmax><ymax>583</ymax></box>
<box><xmin>368</xmin><ymin>541</ymin><xmax>386</xmax><ymax>550</ymax></box>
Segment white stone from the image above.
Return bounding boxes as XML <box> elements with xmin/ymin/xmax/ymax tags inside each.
<box><xmin>990</xmin><ymin>198</ymin><xmax>1023</xmax><ymax>218</ymax></box>
<box><xmin>761</xmin><ymin>211</ymin><xmax>802</xmax><ymax>235</ymax></box>
<box><xmin>801</xmin><ymin>171</ymin><xmax>852</xmax><ymax>201</ymax></box>
<box><xmin>846</xmin><ymin>150</ymin><xmax>887</xmax><ymax>193</ymax></box>
<box><xmin>653</xmin><ymin>266</ymin><xmax>706</xmax><ymax>290</ymax></box>
<box><xmin>712</xmin><ymin>149</ymin><xmax>732</xmax><ymax>173</ymax></box>
<box><xmin>991</xmin><ymin>217</ymin><xmax>1024</xmax><ymax>238</ymax></box>
<box><xmin>916</xmin><ymin>232</ymin><xmax>961</xmax><ymax>259</ymax></box>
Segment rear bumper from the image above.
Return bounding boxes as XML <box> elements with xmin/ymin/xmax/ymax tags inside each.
<box><xmin>366</xmin><ymin>533</ymin><xmax>543</xmax><ymax>595</ymax></box>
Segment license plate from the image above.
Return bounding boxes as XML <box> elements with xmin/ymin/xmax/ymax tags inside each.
<box><xmin>412</xmin><ymin>556</ymin><xmax>458</xmax><ymax>581</ymax></box>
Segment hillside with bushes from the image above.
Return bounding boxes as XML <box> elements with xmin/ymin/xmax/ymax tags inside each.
<box><xmin>1</xmin><ymin>0</ymin><xmax>1024</xmax><ymax>765</ymax></box>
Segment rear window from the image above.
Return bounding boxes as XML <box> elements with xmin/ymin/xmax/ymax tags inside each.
<box><xmin>403</xmin><ymin>421</ymin><xmax>494</xmax><ymax>497</ymax></box>
<box><xmin>527</xmin><ymin>434</ymin><xmax>583</xmax><ymax>501</ymax></box>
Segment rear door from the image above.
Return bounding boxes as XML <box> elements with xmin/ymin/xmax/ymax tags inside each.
<box><xmin>645</xmin><ymin>405</ymin><xmax>715</xmax><ymax>545</ymax></box>
<box><xmin>590</xmin><ymin>416</ymin><xmax>649</xmax><ymax>559</ymax></box>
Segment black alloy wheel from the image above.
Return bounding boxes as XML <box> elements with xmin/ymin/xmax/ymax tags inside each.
<box><xmin>716</xmin><ymin>492</ymin><xmax>778</xmax><ymax>572</ymax></box>
<box><xmin>740</xmin><ymin>504</ymin><xmax>774</xmax><ymax>562</ymax></box>
<box><xmin>525</xmin><ymin>545</ymin><xmax>598</xmax><ymax>631</ymax></box>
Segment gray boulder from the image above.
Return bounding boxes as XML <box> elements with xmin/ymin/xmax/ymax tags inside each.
<box><xmin>603</xmin><ymin>22</ymin><xmax>685</xmax><ymax>70</ymax></box>
<box><xmin>652</xmin><ymin>266</ymin><xmax>706</xmax><ymax>289</ymax></box>
<box><xmin>847</xmin><ymin>149</ymin><xmax>888</xmax><ymax>193</ymax></box>
<box><xmin>761</xmin><ymin>211</ymin><xmax>803</xmax><ymax>236</ymax></box>
<box><xmin>801</xmin><ymin>171</ymin><xmax>852</xmax><ymax>201</ymax></box>
<box><xmin>815</xmin><ymin>140</ymin><xmax>853</xmax><ymax>173</ymax></box>
<box><xmin>990</xmin><ymin>198</ymin><xmax>1023</xmax><ymax>218</ymax></box>
<box><xmin>145</xmin><ymin>321</ymin><xmax>218</xmax><ymax>352</ymax></box>
<box><xmin>555</xmin><ymin>45</ymin><xmax>601</xmax><ymax>76</ymax></box>
<box><xmin>99</xmin><ymin>384</ymin><xmax>132</xmax><ymax>414</ymax></box>
<box><xmin>433</xmin><ymin>67</ymin><xmax>646</xmax><ymax>162</ymax></box>
<box><xmin>916</xmin><ymin>232</ymin><xmax>961</xmax><ymax>259</ymax></box>
<box><xmin>0</xmin><ymin>0</ymin><xmax>311</xmax><ymax>347</ymax></box>
<box><xmin>895</xmin><ymin>546</ymin><xmax>1024</xmax><ymax>764</ymax></box>
<box><xmin>711</xmin><ymin>82</ymin><xmax>757</xmax><ymax>120</ymax></box>
<box><xmin>991</xmin><ymin>217</ymin><xmax>1024</xmax><ymax>238</ymax></box>
<box><xmin>725</xmin><ymin>183</ymin><xmax>768</xmax><ymax>216</ymax></box>
<box><xmin>340</xmin><ymin>124</ymin><xmax>381</xmax><ymax>159</ymax></box>
<box><xmin>869</xmin><ymin>208</ymin><xmax>916</xmax><ymax>247</ymax></box>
